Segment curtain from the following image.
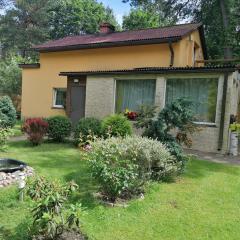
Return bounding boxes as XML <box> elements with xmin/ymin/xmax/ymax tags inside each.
<box><xmin>116</xmin><ymin>80</ymin><xmax>156</xmax><ymax>113</ymax></box>
<box><xmin>166</xmin><ymin>78</ymin><xmax>218</xmax><ymax>123</ymax></box>
<box><xmin>55</xmin><ymin>89</ymin><xmax>66</xmax><ymax>106</ymax></box>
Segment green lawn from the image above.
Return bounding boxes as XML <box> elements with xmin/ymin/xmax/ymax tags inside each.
<box><xmin>12</xmin><ymin>120</ymin><xmax>23</xmax><ymax>137</ymax></box>
<box><xmin>0</xmin><ymin>141</ymin><xmax>240</xmax><ymax>240</ymax></box>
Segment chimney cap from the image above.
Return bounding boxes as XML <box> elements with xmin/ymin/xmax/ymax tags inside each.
<box><xmin>99</xmin><ymin>22</ymin><xmax>115</xmax><ymax>33</ymax></box>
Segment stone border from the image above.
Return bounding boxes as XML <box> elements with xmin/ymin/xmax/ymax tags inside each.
<box><xmin>0</xmin><ymin>166</ymin><xmax>34</xmax><ymax>188</ymax></box>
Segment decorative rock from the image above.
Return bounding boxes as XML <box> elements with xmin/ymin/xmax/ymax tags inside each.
<box><xmin>0</xmin><ymin>166</ymin><xmax>35</xmax><ymax>188</ymax></box>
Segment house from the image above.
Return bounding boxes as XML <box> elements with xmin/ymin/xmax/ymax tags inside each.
<box><xmin>19</xmin><ymin>22</ymin><xmax>240</xmax><ymax>154</ymax></box>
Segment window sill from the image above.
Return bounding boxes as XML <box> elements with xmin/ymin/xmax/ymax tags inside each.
<box><xmin>52</xmin><ymin>106</ymin><xmax>65</xmax><ymax>110</ymax></box>
<box><xmin>194</xmin><ymin>122</ymin><xmax>217</xmax><ymax>128</ymax></box>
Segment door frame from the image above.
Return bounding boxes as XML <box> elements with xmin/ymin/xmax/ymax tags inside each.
<box><xmin>66</xmin><ymin>75</ymin><xmax>87</xmax><ymax>118</ymax></box>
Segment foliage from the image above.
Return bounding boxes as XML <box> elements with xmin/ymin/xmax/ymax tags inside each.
<box><xmin>74</xmin><ymin>117</ymin><xmax>102</xmax><ymax>146</ymax></box>
<box><xmin>48</xmin><ymin>0</ymin><xmax>120</xmax><ymax>40</ymax></box>
<box><xmin>88</xmin><ymin>136</ymin><xmax>177</xmax><ymax>201</ymax></box>
<box><xmin>0</xmin><ymin>0</ymin><xmax>119</xmax><ymax>58</ymax></box>
<box><xmin>47</xmin><ymin>116</ymin><xmax>72</xmax><ymax>142</ymax></box>
<box><xmin>0</xmin><ymin>95</ymin><xmax>17</xmax><ymax>128</ymax></box>
<box><xmin>101</xmin><ymin>114</ymin><xmax>132</xmax><ymax>138</ymax></box>
<box><xmin>137</xmin><ymin>98</ymin><xmax>197</xmax><ymax>170</ymax></box>
<box><xmin>22</xmin><ymin>118</ymin><xmax>49</xmax><ymax>146</ymax></box>
<box><xmin>134</xmin><ymin>105</ymin><xmax>158</xmax><ymax>129</ymax></box>
<box><xmin>124</xmin><ymin>0</ymin><xmax>240</xmax><ymax>59</ymax></box>
<box><xmin>0</xmin><ymin>56</ymin><xmax>22</xmax><ymax>96</ymax></box>
<box><xmin>123</xmin><ymin>8</ymin><xmax>163</xmax><ymax>30</ymax></box>
<box><xmin>26</xmin><ymin>176</ymin><xmax>83</xmax><ymax>240</ymax></box>
<box><xmin>0</xmin><ymin>127</ymin><xmax>12</xmax><ymax>151</ymax></box>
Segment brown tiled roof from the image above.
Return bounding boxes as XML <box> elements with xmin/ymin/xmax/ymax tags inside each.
<box><xmin>59</xmin><ymin>65</ymin><xmax>239</xmax><ymax>76</ymax></box>
<box><xmin>34</xmin><ymin>23</ymin><xmax>203</xmax><ymax>52</ymax></box>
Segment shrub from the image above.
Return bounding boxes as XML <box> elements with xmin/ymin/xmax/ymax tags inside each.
<box><xmin>0</xmin><ymin>96</ymin><xmax>17</xmax><ymax>128</ymax></box>
<box><xmin>73</xmin><ymin>117</ymin><xmax>102</xmax><ymax>146</ymax></box>
<box><xmin>0</xmin><ymin>112</ymin><xmax>9</xmax><ymax>128</ymax></box>
<box><xmin>22</xmin><ymin>118</ymin><xmax>48</xmax><ymax>146</ymax></box>
<box><xmin>47</xmin><ymin>116</ymin><xmax>72</xmax><ymax>142</ymax></box>
<box><xmin>102</xmin><ymin>114</ymin><xmax>132</xmax><ymax>137</ymax></box>
<box><xmin>136</xmin><ymin>98</ymin><xmax>198</xmax><ymax>171</ymax></box>
<box><xmin>26</xmin><ymin>176</ymin><xmax>85</xmax><ymax>240</ymax></box>
<box><xmin>0</xmin><ymin>127</ymin><xmax>12</xmax><ymax>151</ymax></box>
<box><xmin>88</xmin><ymin>136</ymin><xmax>177</xmax><ymax>201</ymax></box>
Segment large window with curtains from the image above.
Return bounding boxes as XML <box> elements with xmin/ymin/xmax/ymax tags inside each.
<box><xmin>115</xmin><ymin>79</ymin><xmax>156</xmax><ymax>113</ymax></box>
<box><xmin>166</xmin><ymin>78</ymin><xmax>219</xmax><ymax>123</ymax></box>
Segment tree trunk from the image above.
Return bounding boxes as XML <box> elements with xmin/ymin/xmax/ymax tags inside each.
<box><xmin>219</xmin><ymin>0</ymin><xmax>233</xmax><ymax>59</ymax></box>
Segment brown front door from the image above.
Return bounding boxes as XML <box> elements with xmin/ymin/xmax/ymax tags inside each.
<box><xmin>67</xmin><ymin>76</ymin><xmax>86</xmax><ymax>125</ymax></box>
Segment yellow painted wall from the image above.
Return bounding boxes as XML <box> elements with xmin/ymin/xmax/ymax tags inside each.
<box><xmin>21</xmin><ymin>30</ymin><xmax>204</xmax><ymax>118</ymax></box>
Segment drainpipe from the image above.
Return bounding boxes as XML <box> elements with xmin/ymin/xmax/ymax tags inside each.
<box><xmin>168</xmin><ymin>42</ymin><xmax>174</xmax><ymax>67</ymax></box>
<box><xmin>218</xmin><ymin>72</ymin><xmax>229</xmax><ymax>151</ymax></box>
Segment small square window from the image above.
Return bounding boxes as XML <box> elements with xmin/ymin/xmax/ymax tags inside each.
<box><xmin>53</xmin><ymin>88</ymin><xmax>66</xmax><ymax>108</ymax></box>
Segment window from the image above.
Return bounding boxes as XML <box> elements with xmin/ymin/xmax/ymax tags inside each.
<box><xmin>53</xmin><ymin>88</ymin><xmax>66</xmax><ymax>108</ymax></box>
<box><xmin>166</xmin><ymin>78</ymin><xmax>218</xmax><ymax>123</ymax></box>
<box><xmin>115</xmin><ymin>79</ymin><xmax>156</xmax><ymax>113</ymax></box>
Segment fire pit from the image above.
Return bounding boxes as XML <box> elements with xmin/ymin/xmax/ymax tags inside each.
<box><xmin>0</xmin><ymin>159</ymin><xmax>27</xmax><ymax>173</ymax></box>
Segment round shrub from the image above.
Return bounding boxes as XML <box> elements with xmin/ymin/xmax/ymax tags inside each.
<box><xmin>74</xmin><ymin>117</ymin><xmax>102</xmax><ymax>146</ymax></box>
<box><xmin>22</xmin><ymin>118</ymin><xmax>48</xmax><ymax>146</ymax></box>
<box><xmin>0</xmin><ymin>96</ymin><xmax>17</xmax><ymax>128</ymax></box>
<box><xmin>88</xmin><ymin>136</ymin><xmax>177</xmax><ymax>201</ymax></box>
<box><xmin>47</xmin><ymin>116</ymin><xmax>72</xmax><ymax>142</ymax></box>
<box><xmin>101</xmin><ymin>114</ymin><xmax>132</xmax><ymax>137</ymax></box>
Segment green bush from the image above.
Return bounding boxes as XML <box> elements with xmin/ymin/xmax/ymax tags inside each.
<box><xmin>102</xmin><ymin>114</ymin><xmax>132</xmax><ymax>137</ymax></box>
<box><xmin>47</xmin><ymin>116</ymin><xmax>72</xmax><ymax>142</ymax></box>
<box><xmin>137</xmin><ymin>98</ymin><xmax>197</xmax><ymax>171</ymax></box>
<box><xmin>73</xmin><ymin>117</ymin><xmax>102</xmax><ymax>146</ymax></box>
<box><xmin>0</xmin><ymin>127</ymin><xmax>12</xmax><ymax>151</ymax></box>
<box><xmin>0</xmin><ymin>96</ymin><xmax>17</xmax><ymax>128</ymax></box>
<box><xmin>88</xmin><ymin>136</ymin><xmax>177</xmax><ymax>201</ymax></box>
<box><xmin>26</xmin><ymin>176</ymin><xmax>85</xmax><ymax>239</ymax></box>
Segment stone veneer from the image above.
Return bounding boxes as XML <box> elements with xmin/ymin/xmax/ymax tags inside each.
<box><xmin>85</xmin><ymin>72</ymin><xmax>240</xmax><ymax>154</ymax></box>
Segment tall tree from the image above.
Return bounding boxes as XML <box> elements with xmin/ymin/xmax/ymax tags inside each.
<box><xmin>123</xmin><ymin>8</ymin><xmax>173</xmax><ymax>30</ymax></box>
<box><xmin>0</xmin><ymin>0</ymin><xmax>51</xmax><ymax>58</ymax></box>
<box><xmin>48</xmin><ymin>0</ymin><xmax>119</xmax><ymax>39</ymax></box>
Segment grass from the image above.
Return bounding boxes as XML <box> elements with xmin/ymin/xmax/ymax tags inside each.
<box><xmin>0</xmin><ymin>141</ymin><xmax>240</xmax><ymax>240</ymax></box>
<box><xmin>12</xmin><ymin>120</ymin><xmax>23</xmax><ymax>137</ymax></box>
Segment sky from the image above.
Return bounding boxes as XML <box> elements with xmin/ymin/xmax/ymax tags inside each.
<box><xmin>97</xmin><ymin>0</ymin><xmax>131</xmax><ymax>24</ymax></box>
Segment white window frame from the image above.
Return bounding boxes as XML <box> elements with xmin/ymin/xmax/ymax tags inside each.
<box><xmin>53</xmin><ymin>88</ymin><xmax>66</xmax><ymax>109</ymax></box>
<box><xmin>164</xmin><ymin>76</ymin><xmax>221</xmax><ymax>126</ymax></box>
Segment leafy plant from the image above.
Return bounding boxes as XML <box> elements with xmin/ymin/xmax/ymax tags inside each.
<box><xmin>0</xmin><ymin>96</ymin><xmax>17</xmax><ymax>128</ymax></box>
<box><xmin>101</xmin><ymin>114</ymin><xmax>132</xmax><ymax>137</ymax></box>
<box><xmin>0</xmin><ymin>126</ymin><xmax>12</xmax><ymax>151</ymax></box>
<box><xmin>73</xmin><ymin>117</ymin><xmax>102</xmax><ymax>146</ymax></box>
<box><xmin>47</xmin><ymin>116</ymin><xmax>72</xmax><ymax>142</ymax></box>
<box><xmin>26</xmin><ymin>176</ymin><xmax>84</xmax><ymax>240</ymax></box>
<box><xmin>136</xmin><ymin>98</ymin><xmax>198</xmax><ymax>171</ymax></box>
<box><xmin>22</xmin><ymin>118</ymin><xmax>48</xmax><ymax>146</ymax></box>
<box><xmin>88</xmin><ymin>136</ymin><xmax>177</xmax><ymax>201</ymax></box>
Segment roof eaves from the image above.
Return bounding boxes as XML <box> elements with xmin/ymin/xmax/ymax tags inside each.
<box><xmin>59</xmin><ymin>66</ymin><xmax>238</xmax><ymax>76</ymax></box>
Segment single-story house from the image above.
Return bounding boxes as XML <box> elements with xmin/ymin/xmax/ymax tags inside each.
<box><xmin>19</xmin><ymin>22</ymin><xmax>240</xmax><ymax>154</ymax></box>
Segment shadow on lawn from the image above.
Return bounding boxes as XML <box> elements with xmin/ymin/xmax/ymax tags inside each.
<box><xmin>185</xmin><ymin>158</ymin><xmax>240</xmax><ymax>179</ymax></box>
<box><xmin>0</xmin><ymin>220</ymin><xmax>30</xmax><ymax>240</ymax></box>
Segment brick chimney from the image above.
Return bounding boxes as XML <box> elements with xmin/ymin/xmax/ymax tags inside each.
<box><xmin>100</xmin><ymin>23</ymin><xmax>115</xmax><ymax>34</ymax></box>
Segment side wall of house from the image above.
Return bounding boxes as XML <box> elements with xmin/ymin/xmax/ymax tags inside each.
<box><xmin>85</xmin><ymin>72</ymin><xmax>234</xmax><ymax>153</ymax></box>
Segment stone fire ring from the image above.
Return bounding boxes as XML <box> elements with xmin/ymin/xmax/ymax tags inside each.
<box><xmin>0</xmin><ymin>159</ymin><xmax>34</xmax><ymax>188</ymax></box>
